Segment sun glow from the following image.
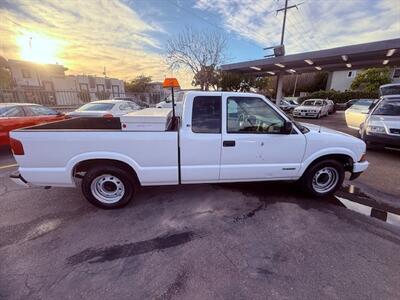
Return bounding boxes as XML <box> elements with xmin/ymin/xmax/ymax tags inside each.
<box><xmin>16</xmin><ymin>32</ymin><xmax>62</xmax><ymax>64</ymax></box>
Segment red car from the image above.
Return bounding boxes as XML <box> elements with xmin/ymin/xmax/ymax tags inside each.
<box><xmin>0</xmin><ymin>103</ymin><xmax>66</xmax><ymax>147</ymax></box>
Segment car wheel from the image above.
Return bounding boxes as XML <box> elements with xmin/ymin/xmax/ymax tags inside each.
<box><xmin>300</xmin><ymin>159</ymin><xmax>345</xmax><ymax>197</ymax></box>
<box><xmin>82</xmin><ymin>165</ymin><xmax>136</xmax><ymax>209</ymax></box>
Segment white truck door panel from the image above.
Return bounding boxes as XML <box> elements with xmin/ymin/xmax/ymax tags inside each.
<box><xmin>220</xmin><ymin>95</ymin><xmax>306</xmax><ymax>181</ymax></box>
<box><xmin>180</xmin><ymin>94</ymin><xmax>222</xmax><ymax>183</ymax></box>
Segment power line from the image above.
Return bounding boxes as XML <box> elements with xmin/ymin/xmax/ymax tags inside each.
<box><xmin>165</xmin><ymin>0</ymin><xmax>270</xmax><ymax>49</ymax></box>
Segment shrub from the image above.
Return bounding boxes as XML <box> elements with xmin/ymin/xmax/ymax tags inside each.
<box><xmin>298</xmin><ymin>90</ymin><xmax>379</xmax><ymax>104</ymax></box>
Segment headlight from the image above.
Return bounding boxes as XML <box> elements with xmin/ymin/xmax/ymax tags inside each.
<box><xmin>366</xmin><ymin>125</ymin><xmax>386</xmax><ymax>134</ymax></box>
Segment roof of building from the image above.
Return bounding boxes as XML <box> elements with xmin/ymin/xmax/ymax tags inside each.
<box><xmin>221</xmin><ymin>38</ymin><xmax>400</xmax><ymax>76</ymax></box>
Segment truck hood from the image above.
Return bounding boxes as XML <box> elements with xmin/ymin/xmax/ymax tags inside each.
<box><xmin>301</xmin><ymin>122</ymin><xmax>354</xmax><ymax>137</ymax></box>
<box><xmin>300</xmin><ymin>122</ymin><xmax>366</xmax><ymax>161</ymax></box>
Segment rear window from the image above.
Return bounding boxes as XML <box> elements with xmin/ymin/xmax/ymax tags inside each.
<box><xmin>192</xmin><ymin>96</ymin><xmax>221</xmax><ymax>133</ymax></box>
<box><xmin>77</xmin><ymin>103</ymin><xmax>115</xmax><ymax>111</ymax></box>
<box><xmin>0</xmin><ymin>106</ymin><xmax>25</xmax><ymax>117</ymax></box>
<box><xmin>380</xmin><ymin>85</ymin><xmax>400</xmax><ymax>96</ymax></box>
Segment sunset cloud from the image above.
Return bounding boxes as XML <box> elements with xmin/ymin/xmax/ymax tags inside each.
<box><xmin>0</xmin><ymin>0</ymin><xmax>169</xmax><ymax>82</ymax></box>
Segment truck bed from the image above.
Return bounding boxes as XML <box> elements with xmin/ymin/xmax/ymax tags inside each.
<box><xmin>17</xmin><ymin>117</ymin><xmax>122</xmax><ymax>131</ymax></box>
<box><xmin>11</xmin><ymin>118</ymin><xmax>179</xmax><ymax>187</ymax></box>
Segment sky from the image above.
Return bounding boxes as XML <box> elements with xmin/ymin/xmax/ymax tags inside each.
<box><xmin>0</xmin><ymin>0</ymin><xmax>399</xmax><ymax>87</ymax></box>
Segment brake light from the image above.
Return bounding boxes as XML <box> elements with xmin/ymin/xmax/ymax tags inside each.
<box><xmin>10</xmin><ymin>138</ymin><xmax>24</xmax><ymax>155</ymax></box>
<box><xmin>103</xmin><ymin>113</ymin><xmax>114</xmax><ymax>119</ymax></box>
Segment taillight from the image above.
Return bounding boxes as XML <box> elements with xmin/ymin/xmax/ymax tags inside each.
<box><xmin>10</xmin><ymin>138</ymin><xmax>24</xmax><ymax>155</ymax></box>
<box><xmin>103</xmin><ymin>114</ymin><xmax>114</xmax><ymax>119</ymax></box>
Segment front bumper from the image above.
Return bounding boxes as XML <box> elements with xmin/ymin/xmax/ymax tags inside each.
<box><xmin>364</xmin><ymin>133</ymin><xmax>400</xmax><ymax>148</ymax></box>
<box><xmin>10</xmin><ymin>171</ymin><xmax>30</xmax><ymax>187</ymax></box>
<box><xmin>293</xmin><ymin>111</ymin><xmax>319</xmax><ymax>118</ymax></box>
<box><xmin>350</xmin><ymin>161</ymin><xmax>369</xmax><ymax>180</ymax></box>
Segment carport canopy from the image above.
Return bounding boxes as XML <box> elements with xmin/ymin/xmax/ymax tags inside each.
<box><xmin>221</xmin><ymin>38</ymin><xmax>400</xmax><ymax>76</ymax></box>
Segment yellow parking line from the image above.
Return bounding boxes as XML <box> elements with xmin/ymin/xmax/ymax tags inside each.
<box><xmin>0</xmin><ymin>164</ymin><xmax>18</xmax><ymax>170</ymax></box>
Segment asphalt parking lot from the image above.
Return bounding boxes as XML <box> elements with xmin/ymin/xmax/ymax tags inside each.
<box><xmin>1</xmin><ymin>113</ymin><xmax>400</xmax><ymax>300</ymax></box>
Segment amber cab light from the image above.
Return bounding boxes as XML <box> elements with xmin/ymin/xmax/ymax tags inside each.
<box><xmin>10</xmin><ymin>138</ymin><xmax>24</xmax><ymax>155</ymax></box>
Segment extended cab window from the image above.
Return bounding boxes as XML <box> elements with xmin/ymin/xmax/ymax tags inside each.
<box><xmin>192</xmin><ymin>96</ymin><xmax>221</xmax><ymax>133</ymax></box>
<box><xmin>227</xmin><ymin>97</ymin><xmax>284</xmax><ymax>133</ymax></box>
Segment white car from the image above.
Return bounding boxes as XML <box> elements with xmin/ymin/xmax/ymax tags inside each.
<box><xmin>156</xmin><ymin>91</ymin><xmax>185</xmax><ymax>113</ymax></box>
<box><xmin>67</xmin><ymin>100</ymin><xmax>141</xmax><ymax>118</ymax></box>
<box><xmin>10</xmin><ymin>91</ymin><xmax>368</xmax><ymax>209</ymax></box>
<box><xmin>359</xmin><ymin>95</ymin><xmax>400</xmax><ymax>149</ymax></box>
<box><xmin>344</xmin><ymin>99</ymin><xmax>375</xmax><ymax>130</ymax></box>
<box><xmin>293</xmin><ymin>99</ymin><xmax>329</xmax><ymax>118</ymax></box>
<box><xmin>326</xmin><ymin>99</ymin><xmax>335</xmax><ymax>114</ymax></box>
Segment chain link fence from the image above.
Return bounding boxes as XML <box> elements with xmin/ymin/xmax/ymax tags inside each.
<box><xmin>0</xmin><ymin>88</ymin><xmax>168</xmax><ymax>109</ymax></box>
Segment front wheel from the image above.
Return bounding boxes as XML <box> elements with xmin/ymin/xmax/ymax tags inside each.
<box><xmin>300</xmin><ymin>159</ymin><xmax>345</xmax><ymax>197</ymax></box>
<box><xmin>81</xmin><ymin>165</ymin><xmax>136</xmax><ymax>209</ymax></box>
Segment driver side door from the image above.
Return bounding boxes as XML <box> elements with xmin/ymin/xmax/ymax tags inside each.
<box><xmin>220</xmin><ymin>95</ymin><xmax>306</xmax><ymax>181</ymax></box>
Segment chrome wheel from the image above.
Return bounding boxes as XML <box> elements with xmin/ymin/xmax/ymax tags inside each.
<box><xmin>90</xmin><ymin>174</ymin><xmax>125</xmax><ymax>204</ymax></box>
<box><xmin>312</xmin><ymin>167</ymin><xmax>339</xmax><ymax>194</ymax></box>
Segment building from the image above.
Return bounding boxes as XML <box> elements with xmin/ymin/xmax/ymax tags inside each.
<box><xmin>0</xmin><ymin>57</ymin><xmax>125</xmax><ymax>106</ymax></box>
<box><xmin>326</xmin><ymin>67</ymin><xmax>400</xmax><ymax>91</ymax></box>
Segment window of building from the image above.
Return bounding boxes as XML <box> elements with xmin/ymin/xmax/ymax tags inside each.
<box><xmin>347</xmin><ymin>71</ymin><xmax>356</xmax><ymax>78</ymax></box>
<box><xmin>192</xmin><ymin>96</ymin><xmax>221</xmax><ymax>133</ymax></box>
<box><xmin>227</xmin><ymin>97</ymin><xmax>284</xmax><ymax>134</ymax></box>
<box><xmin>88</xmin><ymin>76</ymin><xmax>95</xmax><ymax>89</ymax></box>
<box><xmin>21</xmin><ymin>69</ymin><xmax>31</xmax><ymax>78</ymax></box>
<box><xmin>96</xmin><ymin>84</ymin><xmax>105</xmax><ymax>92</ymax></box>
<box><xmin>79</xmin><ymin>83</ymin><xmax>89</xmax><ymax>91</ymax></box>
<box><xmin>105</xmin><ymin>79</ymin><xmax>111</xmax><ymax>89</ymax></box>
<box><xmin>393</xmin><ymin>68</ymin><xmax>400</xmax><ymax>79</ymax></box>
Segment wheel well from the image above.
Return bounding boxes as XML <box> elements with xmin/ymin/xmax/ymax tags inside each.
<box><xmin>73</xmin><ymin>159</ymin><xmax>140</xmax><ymax>185</ymax></box>
<box><xmin>307</xmin><ymin>154</ymin><xmax>354</xmax><ymax>172</ymax></box>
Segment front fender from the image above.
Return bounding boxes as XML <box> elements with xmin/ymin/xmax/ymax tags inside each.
<box><xmin>298</xmin><ymin>147</ymin><xmax>357</xmax><ymax>176</ymax></box>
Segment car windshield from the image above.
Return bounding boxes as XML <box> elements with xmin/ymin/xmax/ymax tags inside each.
<box><xmin>380</xmin><ymin>85</ymin><xmax>400</xmax><ymax>96</ymax></box>
<box><xmin>302</xmin><ymin>100</ymin><xmax>323</xmax><ymax>106</ymax></box>
<box><xmin>372</xmin><ymin>100</ymin><xmax>400</xmax><ymax>116</ymax></box>
<box><xmin>348</xmin><ymin>99</ymin><xmax>374</xmax><ymax>112</ymax></box>
<box><xmin>77</xmin><ymin>103</ymin><xmax>115</xmax><ymax>111</ymax></box>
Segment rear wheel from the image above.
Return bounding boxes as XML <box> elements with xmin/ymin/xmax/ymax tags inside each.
<box><xmin>300</xmin><ymin>159</ymin><xmax>345</xmax><ymax>197</ymax></box>
<box><xmin>81</xmin><ymin>165</ymin><xmax>136</xmax><ymax>209</ymax></box>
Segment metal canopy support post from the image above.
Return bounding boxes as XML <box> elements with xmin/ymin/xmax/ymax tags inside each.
<box><xmin>276</xmin><ymin>75</ymin><xmax>284</xmax><ymax>105</ymax></box>
<box><xmin>171</xmin><ymin>86</ymin><xmax>175</xmax><ymax>118</ymax></box>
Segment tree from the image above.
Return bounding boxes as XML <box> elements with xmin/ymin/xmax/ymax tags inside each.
<box><xmin>125</xmin><ymin>75</ymin><xmax>152</xmax><ymax>92</ymax></box>
<box><xmin>192</xmin><ymin>65</ymin><xmax>220</xmax><ymax>91</ymax></box>
<box><xmin>351</xmin><ymin>67</ymin><xmax>392</xmax><ymax>92</ymax></box>
<box><xmin>166</xmin><ymin>27</ymin><xmax>227</xmax><ymax>91</ymax></box>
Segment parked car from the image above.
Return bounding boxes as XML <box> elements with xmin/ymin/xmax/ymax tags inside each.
<box><xmin>156</xmin><ymin>91</ymin><xmax>185</xmax><ymax>108</ymax></box>
<box><xmin>278</xmin><ymin>99</ymin><xmax>298</xmax><ymax>114</ymax></box>
<box><xmin>360</xmin><ymin>95</ymin><xmax>400</xmax><ymax>149</ymax></box>
<box><xmin>292</xmin><ymin>99</ymin><xmax>329</xmax><ymax>118</ymax></box>
<box><xmin>344</xmin><ymin>99</ymin><xmax>376</xmax><ymax>130</ymax></box>
<box><xmin>380</xmin><ymin>83</ymin><xmax>400</xmax><ymax>96</ymax></box>
<box><xmin>10</xmin><ymin>91</ymin><xmax>368</xmax><ymax>209</ymax></box>
<box><xmin>113</xmin><ymin>97</ymin><xmax>149</xmax><ymax>109</ymax></box>
<box><xmin>325</xmin><ymin>99</ymin><xmax>336</xmax><ymax>114</ymax></box>
<box><xmin>67</xmin><ymin>100</ymin><xmax>141</xmax><ymax>118</ymax></box>
<box><xmin>0</xmin><ymin>103</ymin><xmax>65</xmax><ymax>147</ymax></box>
<box><xmin>283</xmin><ymin>97</ymin><xmax>299</xmax><ymax>106</ymax></box>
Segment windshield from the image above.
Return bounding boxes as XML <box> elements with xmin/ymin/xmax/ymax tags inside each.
<box><xmin>380</xmin><ymin>85</ymin><xmax>400</xmax><ymax>96</ymax></box>
<box><xmin>302</xmin><ymin>100</ymin><xmax>323</xmax><ymax>106</ymax></box>
<box><xmin>77</xmin><ymin>103</ymin><xmax>115</xmax><ymax>111</ymax></box>
<box><xmin>372</xmin><ymin>100</ymin><xmax>400</xmax><ymax>116</ymax></box>
<box><xmin>348</xmin><ymin>99</ymin><xmax>375</xmax><ymax>112</ymax></box>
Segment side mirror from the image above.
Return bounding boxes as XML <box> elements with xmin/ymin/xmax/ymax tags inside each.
<box><xmin>283</xmin><ymin>121</ymin><xmax>293</xmax><ymax>134</ymax></box>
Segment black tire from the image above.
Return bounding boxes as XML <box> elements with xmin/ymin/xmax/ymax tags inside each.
<box><xmin>299</xmin><ymin>159</ymin><xmax>345</xmax><ymax>197</ymax></box>
<box><xmin>81</xmin><ymin>165</ymin><xmax>136</xmax><ymax>209</ymax></box>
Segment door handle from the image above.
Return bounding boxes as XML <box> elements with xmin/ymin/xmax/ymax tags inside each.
<box><xmin>223</xmin><ymin>140</ymin><xmax>235</xmax><ymax>147</ymax></box>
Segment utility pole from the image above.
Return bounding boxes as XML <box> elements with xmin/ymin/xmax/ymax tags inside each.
<box><xmin>274</xmin><ymin>0</ymin><xmax>303</xmax><ymax>104</ymax></box>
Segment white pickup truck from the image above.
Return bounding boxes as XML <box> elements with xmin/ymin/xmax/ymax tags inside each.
<box><xmin>10</xmin><ymin>91</ymin><xmax>369</xmax><ymax>209</ymax></box>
